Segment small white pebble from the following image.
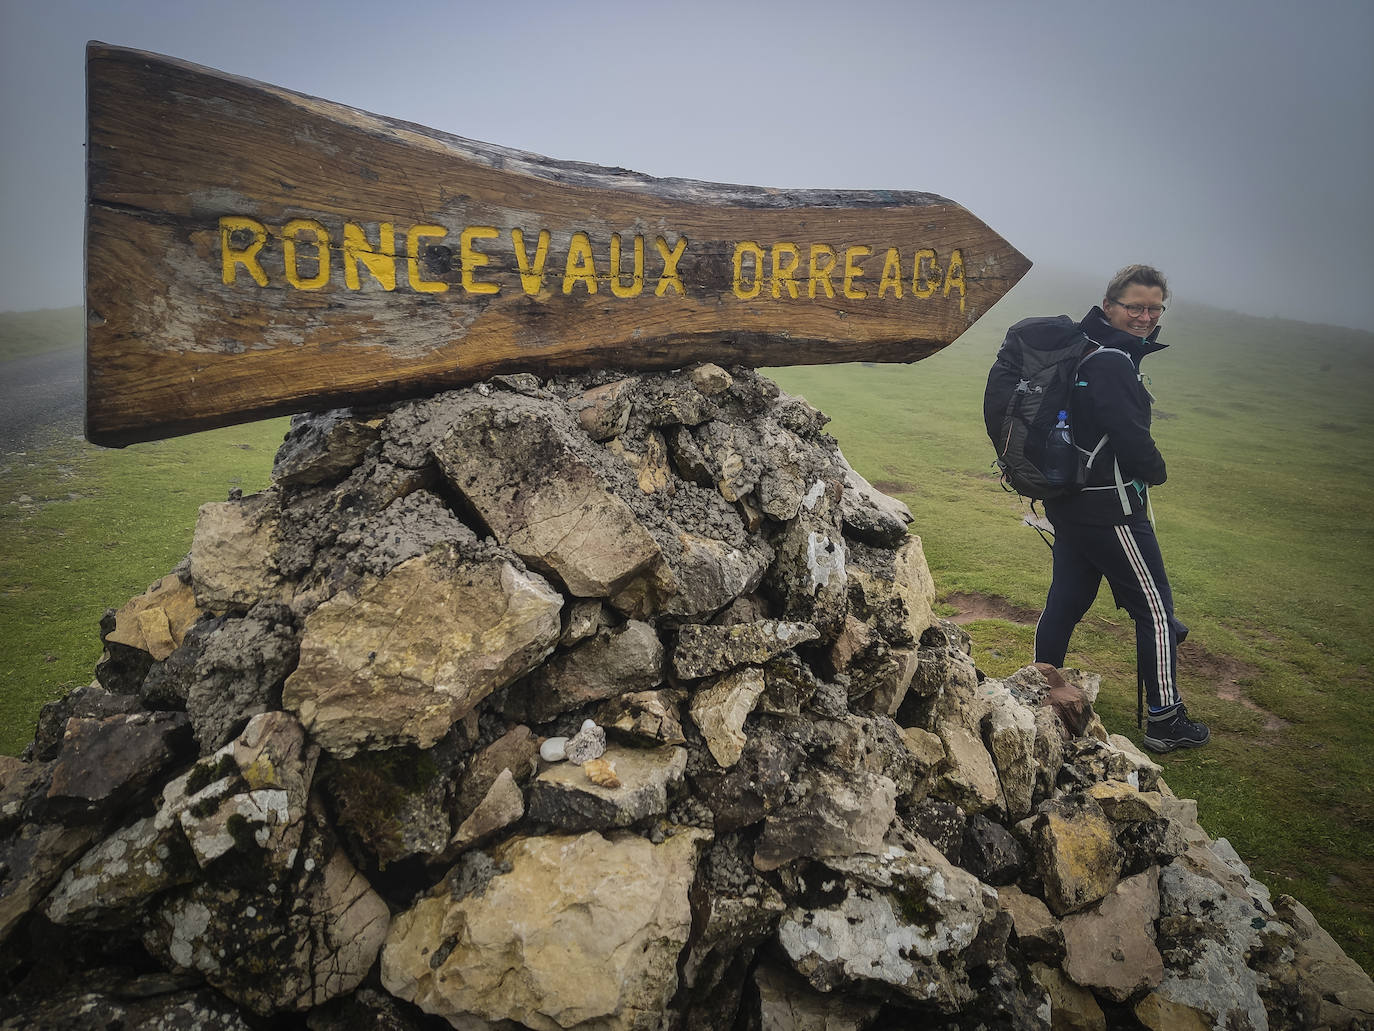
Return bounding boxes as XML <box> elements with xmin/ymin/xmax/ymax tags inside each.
<box><xmin>540</xmin><ymin>736</ymin><xmax>569</xmax><ymax>762</ymax></box>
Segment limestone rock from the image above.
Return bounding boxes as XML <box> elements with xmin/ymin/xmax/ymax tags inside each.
<box><xmin>561</xmin><ymin>599</ymin><xmax>604</xmax><ymax>646</ymax></box>
<box><xmin>984</xmin><ymin>680</ymin><xmax>1038</xmax><ymax>820</ymax></box>
<box><xmin>157</xmin><ymin>712</ymin><xmax>317</xmax><ymax>874</ymax></box>
<box><xmin>572</xmin><ymin>378</ymin><xmax>635</xmax><ymax>441</ymax></box>
<box><xmin>283</xmin><ymin>548</ymin><xmax>562</xmax><ymax>756</ymax></box>
<box><xmin>1029</xmin><ymin>962</ymin><xmax>1105</xmax><ymax>1031</ymax></box>
<box><xmin>1061</xmin><ymin>867</ymin><xmax>1164</xmax><ymax>1003</ymax></box>
<box><xmin>1149</xmin><ymin>860</ymin><xmax>1276</xmax><ymax>1029</ymax></box>
<box><xmin>42</xmin><ymin>812</ymin><xmax>198</xmax><ymax>928</ymax></box>
<box><xmin>996</xmin><ymin>884</ymin><xmax>1063</xmax><ymax>962</ymax></box>
<box><xmin>516</xmin><ymin>620</ymin><xmax>663</xmax><ymax>723</ymax></box>
<box><xmin>690</xmin><ymin>363</ymin><xmax>733</xmax><ymax>396</ymax></box>
<box><xmin>190</xmin><ymin>489</ymin><xmax>286</xmax><ymax>610</ymax></box>
<box><xmin>319</xmin><ymin>747</ymin><xmax>454</xmax><ymax>870</ymax></box>
<box><xmin>673</xmin><ymin>620</ymin><xmax>819</xmax><ymax>681</ymax></box>
<box><xmin>595</xmin><ymin>690</ymin><xmax>687</xmax><ymax>746</ymax></box>
<box><xmin>450</xmin><ymin>768</ymin><xmax>525</xmax><ymax>853</ymax></box>
<box><xmin>434</xmin><ymin>393</ymin><xmax>662</xmax><ymax>597</ymax></box>
<box><xmin>527</xmin><ymin>744</ymin><xmax>687</xmax><ymax>831</ymax></box>
<box><xmin>752</xmin><ymin>962</ymin><xmax>881</xmax><ymax>1031</ymax></box>
<box><xmin>105</xmin><ymin>573</ymin><xmax>203</xmax><ymax>661</ymax></box>
<box><xmin>835</xmin><ymin>448</ymin><xmax>912</xmax><ymax>549</ymax></box>
<box><xmin>144</xmin><ymin>820</ymin><xmax>389</xmax><ymax>1015</ymax></box>
<box><xmin>452</xmin><ymin>725</ymin><xmax>541</xmax><ymax>822</ymax></box>
<box><xmin>381</xmin><ymin>829</ymin><xmax>711</xmax><ymax>1031</ymax></box>
<box><xmin>961</xmin><ymin>812</ymin><xmax>1026</xmax><ymax>886</ymax></box>
<box><xmin>935</xmin><ymin>723</ymin><xmax>1005</xmax><ymax>815</ymax></box>
<box><xmin>845</xmin><ymin>535</ymin><xmax>935</xmax><ymax>649</ymax></box>
<box><xmin>1273</xmin><ymin>893</ymin><xmax>1374</xmax><ymax>1029</ymax></box>
<box><xmin>690</xmin><ymin>667</ymin><xmax>767</xmax><ymax>768</ymax></box>
<box><xmin>272</xmin><ymin>409</ymin><xmax>382</xmax><ymax>489</ymax></box>
<box><xmin>0</xmin><ymin>981</ymin><xmax>255</xmax><ymax>1031</ymax></box>
<box><xmin>1032</xmin><ymin>792</ymin><xmax>1124</xmax><ymax>916</ymax></box>
<box><xmin>754</xmin><ymin>766</ymin><xmax>896</xmax><ymax>871</ymax></box>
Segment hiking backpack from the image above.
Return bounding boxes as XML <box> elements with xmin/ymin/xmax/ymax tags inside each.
<box><xmin>983</xmin><ymin>315</ymin><xmax>1105</xmax><ymax>500</ymax></box>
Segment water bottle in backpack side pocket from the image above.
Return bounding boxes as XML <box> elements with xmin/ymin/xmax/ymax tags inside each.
<box><xmin>1042</xmin><ymin>410</ymin><xmax>1079</xmax><ymax>486</ymax></box>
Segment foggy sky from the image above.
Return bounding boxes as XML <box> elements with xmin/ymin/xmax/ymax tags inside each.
<box><xmin>2</xmin><ymin>0</ymin><xmax>1371</xmax><ymax>330</ymax></box>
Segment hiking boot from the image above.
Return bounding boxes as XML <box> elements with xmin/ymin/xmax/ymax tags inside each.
<box><xmin>1143</xmin><ymin>706</ymin><xmax>1211</xmax><ymax>753</ymax></box>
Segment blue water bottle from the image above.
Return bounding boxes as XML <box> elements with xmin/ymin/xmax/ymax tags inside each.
<box><xmin>1043</xmin><ymin>410</ymin><xmax>1078</xmax><ymax>486</ymax></box>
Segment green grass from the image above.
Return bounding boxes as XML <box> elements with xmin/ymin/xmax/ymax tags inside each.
<box><xmin>1</xmin><ymin>419</ymin><xmax>286</xmax><ymax>753</ymax></box>
<box><xmin>0</xmin><ymin>307</ymin><xmax>83</xmax><ymax>362</ymax></box>
<box><xmin>768</xmin><ymin>272</ymin><xmax>1374</xmax><ymax>973</ymax></box>
<box><xmin>2</xmin><ymin>277</ymin><xmax>1371</xmax><ymax>972</ymax></box>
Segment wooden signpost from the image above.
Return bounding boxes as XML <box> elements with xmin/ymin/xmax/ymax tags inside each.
<box><xmin>85</xmin><ymin>43</ymin><xmax>1030</xmax><ymax>446</ymax></box>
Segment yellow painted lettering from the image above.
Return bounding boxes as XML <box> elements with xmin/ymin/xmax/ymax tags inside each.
<box><xmin>343</xmin><ymin>222</ymin><xmax>396</xmax><ymax>291</ymax></box>
<box><xmin>913</xmin><ymin>248</ymin><xmax>940</xmax><ymax>298</ymax></box>
<box><xmin>405</xmin><ymin>225</ymin><xmax>449</xmax><ymax>293</ymax></box>
<box><xmin>610</xmin><ymin>233</ymin><xmax>645</xmax><ymax>298</ymax></box>
<box><xmin>220</xmin><ymin>216</ymin><xmax>269</xmax><ymax>287</ymax></box>
<box><xmin>460</xmin><ymin>225</ymin><xmax>500</xmax><ymax>295</ymax></box>
<box><xmin>282</xmin><ymin>219</ymin><xmax>330</xmax><ymax>291</ymax></box>
<box><xmin>732</xmin><ymin>241</ymin><xmax>764</xmax><ymax>300</ymax></box>
<box><xmin>512</xmin><ymin>228</ymin><xmax>550</xmax><ymax>296</ymax></box>
<box><xmin>843</xmin><ymin>245</ymin><xmax>871</xmax><ymax>300</ymax></box>
<box><xmin>877</xmin><ymin>247</ymin><xmax>903</xmax><ymax>299</ymax></box>
<box><xmin>770</xmin><ymin>243</ymin><xmax>800</xmax><ymax>299</ymax></box>
<box><xmin>942</xmin><ymin>247</ymin><xmax>967</xmax><ymax>313</ymax></box>
<box><xmin>563</xmin><ymin>232</ymin><xmax>598</xmax><ymax>294</ymax></box>
<box><xmin>654</xmin><ymin>236</ymin><xmax>687</xmax><ymax>297</ymax></box>
<box><xmin>808</xmin><ymin>244</ymin><xmax>837</xmax><ymax>299</ymax></box>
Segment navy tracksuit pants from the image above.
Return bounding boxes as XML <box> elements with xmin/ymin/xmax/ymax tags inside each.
<box><xmin>1034</xmin><ymin>514</ymin><xmax>1183</xmax><ymax>715</ymax></box>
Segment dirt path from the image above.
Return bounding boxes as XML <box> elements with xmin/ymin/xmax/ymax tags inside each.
<box><xmin>0</xmin><ymin>347</ymin><xmax>83</xmax><ymax>453</ymax></box>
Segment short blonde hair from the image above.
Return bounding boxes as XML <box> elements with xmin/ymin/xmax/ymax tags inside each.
<box><xmin>1105</xmin><ymin>264</ymin><xmax>1169</xmax><ymax>302</ymax></box>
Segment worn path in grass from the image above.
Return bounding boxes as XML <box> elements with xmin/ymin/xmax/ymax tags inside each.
<box><xmin>0</xmin><ymin>346</ymin><xmax>82</xmax><ymax>452</ymax></box>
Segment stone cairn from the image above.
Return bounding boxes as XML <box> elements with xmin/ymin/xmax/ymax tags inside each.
<box><xmin>2</xmin><ymin>366</ymin><xmax>1371</xmax><ymax>1031</ymax></box>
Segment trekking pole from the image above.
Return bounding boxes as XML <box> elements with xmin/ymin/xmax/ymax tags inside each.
<box><xmin>1137</xmin><ymin>672</ymin><xmax>1145</xmax><ymax>729</ymax></box>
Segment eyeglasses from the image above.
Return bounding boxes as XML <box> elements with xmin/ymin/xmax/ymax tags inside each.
<box><xmin>1110</xmin><ymin>300</ymin><xmax>1166</xmax><ymax>318</ymax></box>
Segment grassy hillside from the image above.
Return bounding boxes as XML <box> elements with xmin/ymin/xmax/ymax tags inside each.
<box><xmin>1</xmin><ymin>278</ymin><xmax>1370</xmax><ymax>970</ymax></box>
<box><xmin>769</xmin><ymin>268</ymin><xmax>1374</xmax><ymax>971</ymax></box>
<box><xmin>0</xmin><ymin>306</ymin><xmax>83</xmax><ymax>362</ymax></box>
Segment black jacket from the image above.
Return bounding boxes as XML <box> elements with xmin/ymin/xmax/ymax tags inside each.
<box><xmin>1045</xmin><ymin>307</ymin><xmax>1167</xmax><ymax>526</ymax></box>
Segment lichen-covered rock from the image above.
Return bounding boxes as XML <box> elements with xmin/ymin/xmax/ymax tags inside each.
<box><xmin>776</xmin><ymin>836</ymin><xmax>1003</xmax><ymax>1011</ymax></box>
<box><xmin>1031</xmin><ymin>791</ymin><xmax>1124</xmax><ymax>916</ymax></box>
<box><xmin>283</xmin><ymin>547</ymin><xmax>562</xmax><ymax>756</ymax></box>
<box><xmin>144</xmin><ymin>821</ymin><xmax>389</xmax><ymax>1015</ymax></box>
<box><xmin>185</xmin><ymin>601</ymin><xmax>298</xmax><ymax>752</ymax></box>
<box><xmin>595</xmin><ymin>690</ymin><xmax>687</xmax><ymax>746</ymax></box>
<box><xmin>672</xmin><ymin>620</ymin><xmax>818</xmax><ymax>681</ymax></box>
<box><xmin>381</xmin><ymin>829</ymin><xmax>711</xmax><ymax>1031</ymax></box>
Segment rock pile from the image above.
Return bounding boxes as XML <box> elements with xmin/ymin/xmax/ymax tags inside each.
<box><xmin>2</xmin><ymin>365</ymin><xmax>1371</xmax><ymax>1030</ymax></box>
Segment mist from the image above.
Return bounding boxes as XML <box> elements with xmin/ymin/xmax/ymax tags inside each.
<box><xmin>2</xmin><ymin>0</ymin><xmax>1371</xmax><ymax>330</ymax></box>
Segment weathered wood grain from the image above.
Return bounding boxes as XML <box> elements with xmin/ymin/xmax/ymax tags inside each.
<box><xmin>85</xmin><ymin>43</ymin><xmax>1030</xmax><ymax>445</ymax></box>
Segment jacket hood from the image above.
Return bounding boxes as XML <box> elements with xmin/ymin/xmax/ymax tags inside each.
<box><xmin>1080</xmin><ymin>306</ymin><xmax>1168</xmax><ymax>359</ymax></box>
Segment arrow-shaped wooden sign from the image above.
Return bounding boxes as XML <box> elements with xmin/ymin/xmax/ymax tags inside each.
<box><xmin>85</xmin><ymin>43</ymin><xmax>1030</xmax><ymax>446</ymax></box>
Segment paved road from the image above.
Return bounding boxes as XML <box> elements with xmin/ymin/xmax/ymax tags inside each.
<box><xmin>0</xmin><ymin>347</ymin><xmax>84</xmax><ymax>452</ymax></box>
